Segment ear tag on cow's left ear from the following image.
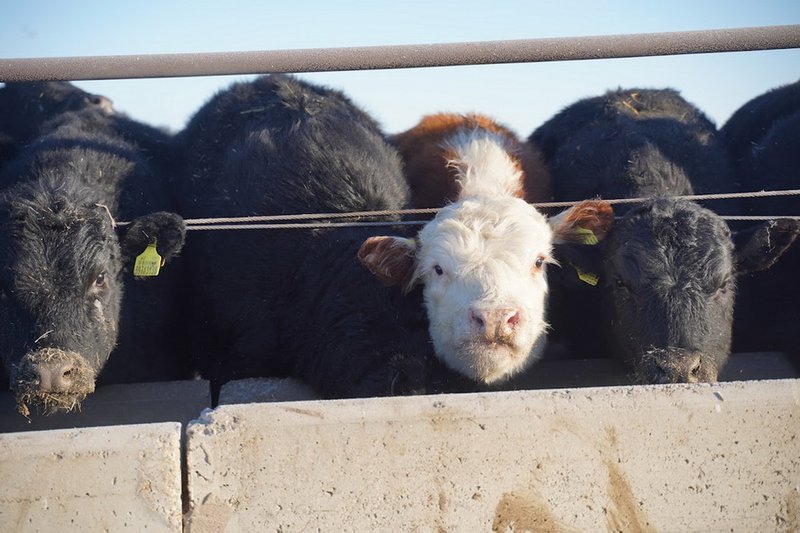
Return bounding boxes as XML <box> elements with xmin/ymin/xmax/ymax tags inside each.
<box><xmin>133</xmin><ymin>241</ymin><xmax>162</xmax><ymax>277</ymax></box>
<box><xmin>572</xmin><ymin>263</ymin><xmax>599</xmax><ymax>286</ymax></box>
<box><xmin>575</xmin><ymin>227</ymin><xmax>599</xmax><ymax>245</ymax></box>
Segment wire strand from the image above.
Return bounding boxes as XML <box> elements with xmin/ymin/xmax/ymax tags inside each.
<box><xmin>115</xmin><ymin>187</ymin><xmax>800</xmax><ymax>230</ymax></box>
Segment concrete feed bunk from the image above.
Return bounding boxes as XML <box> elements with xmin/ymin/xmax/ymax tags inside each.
<box><xmin>185</xmin><ymin>379</ymin><xmax>800</xmax><ymax>531</ymax></box>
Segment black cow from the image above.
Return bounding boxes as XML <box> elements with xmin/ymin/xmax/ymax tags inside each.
<box><xmin>174</xmin><ymin>74</ymin><xmax>439</xmax><ymax>399</ymax></box>
<box><xmin>0</xmin><ymin>107</ymin><xmax>188</xmax><ymax>416</ymax></box>
<box><xmin>531</xmin><ymin>87</ymin><xmax>735</xmax><ymax>213</ymax></box>
<box><xmin>0</xmin><ymin>81</ymin><xmax>114</xmax><ymax>170</ymax></box>
<box><xmin>531</xmin><ymin>87</ymin><xmax>718</xmax><ymax>159</ymax></box>
<box><xmin>531</xmin><ymin>87</ymin><xmax>799</xmax><ymax>383</ymax></box>
<box><xmin>720</xmin><ymin>81</ymin><xmax>800</xmax><ymax>367</ymax></box>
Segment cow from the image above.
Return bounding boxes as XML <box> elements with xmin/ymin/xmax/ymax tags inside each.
<box><xmin>391</xmin><ymin>112</ymin><xmax>552</xmax><ymax>208</ymax></box>
<box><xmin>720</xmin><ymin>80</ymin><xmax>800</xmax><ymax>368</ymax></box>
<box><xmin>530</xmin><ymin>87</ymin><xmax>799</xmax><ymax>383</ymax></box>
<box><xmin>0</xmin><ymin>106</ymin><xmax>188</xmax><ymax>416</ymax></box>
<box><xmin>0</xmin><ymin>81</ymin><xmax>114</xmax><ymax>170</ymax></box>
<box><xmin>530</xmin><ymin>87</ymin><xmax>719</xmax><ymax>164</ymax></box>
<box><xmin>176</xmin><ymin>74</ymin><xmax>610</xmax><ymax>399</ymax></box>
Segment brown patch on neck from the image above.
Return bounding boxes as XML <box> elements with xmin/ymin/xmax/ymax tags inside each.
<box><xmin>392</xmin><ymin>113</ymin><xmax>552</xmax><ymax>207</ymax></box>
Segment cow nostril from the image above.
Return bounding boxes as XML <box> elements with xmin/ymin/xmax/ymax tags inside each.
<box><xmin>507</xmin><ymin>311</ymin><xmax>520</xmax><ymax>327</ymax></box>
<box><xmin>57</xmin><ymin>365</ymin><xmax>75</xmax><ymax>388</ymax></box>
<box><xmin>687</xmin><ymin>357</ymin><xmax>703</xmax><ymax>382</ymax></box>
<box><xmin>34</xmin><ymin>362</ymin><xmax>75</xmax><ymax>392</ymax></box>
<box><xmin>470</xmin><ymin>309</ymin><xmax>485</xmax><ymax>329</ymax></box>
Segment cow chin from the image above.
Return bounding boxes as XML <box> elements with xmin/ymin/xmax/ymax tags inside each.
<box><xmin>446</xmin><ymin>337</ymin><xmax>535</xmax><ymax>384</ymax></box>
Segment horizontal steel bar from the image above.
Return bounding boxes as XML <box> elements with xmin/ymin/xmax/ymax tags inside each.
<box><xmin>1</xmin><ymin>25</ymin><xmax>798</xmax><ymax>82</ymax></box>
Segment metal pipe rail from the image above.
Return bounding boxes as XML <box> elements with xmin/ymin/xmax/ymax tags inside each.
<box><xmin>1</xmin><ymin>24</ymin><xmax>798</xmax><ymax>82</ymax></box>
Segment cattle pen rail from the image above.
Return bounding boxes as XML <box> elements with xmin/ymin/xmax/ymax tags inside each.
<box><xmin>2</xmin><ymin>24</ymin><xmax>800</xmax><ymax>533</ymax></box>
<box><xmin>1</xmin><ymin>24</ymin><xmax>799</xmax><ymax>81</ymax></box>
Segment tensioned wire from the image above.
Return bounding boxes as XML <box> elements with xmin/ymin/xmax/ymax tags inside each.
<box><xmin>112</xmin><ymin>188</ymin><xmax>800</xmax><ymax>230</ymax></box>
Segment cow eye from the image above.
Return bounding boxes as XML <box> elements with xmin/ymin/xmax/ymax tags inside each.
<box><xmin>433</xmin><ymin>265</ymin><xmax>444</xmax><ymax>276</ymax></box>
<box><xmin>534</xmin><ymin>256</ymin><xmax>545</xmax><ymax>270</ymax></box>
<box><xmin>614</xmin><ymin>276</ymin><xmax>629</xmax><ymax>291</ymax></box>
<box><xmin>94</xmin><ymin>272</ymin><xmax>107</xmax><ymax>289</ymax></box>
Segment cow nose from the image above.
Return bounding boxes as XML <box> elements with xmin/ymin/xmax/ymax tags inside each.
<box><xmin>469</xmin><ymin>307</ymin><xmax>521</xmax><ymax>337</ymax></box>
<box><xmin>641</xmin><ymin>348</ymin><xmax>717</xmax><ymax>384</ymax></box>
<box><xmin>34</xmin><ymin>361</ymin><xmax>75</xmax><ymax>392</ymax></box>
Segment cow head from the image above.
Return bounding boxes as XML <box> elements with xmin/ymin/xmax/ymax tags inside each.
<box><xmin>0</xmin><ymin>180</ymin><xmax>185</xmax><ymax>416</ymax></box>
<box><xmin>359</xmin><ymin>198</ymin><xmax>613</xmax><ymax>384</ymax></box>
<box><xmin>571</xmin><ymin>198</ymin><xmax>799</xmax><ymax>383</ymax></box>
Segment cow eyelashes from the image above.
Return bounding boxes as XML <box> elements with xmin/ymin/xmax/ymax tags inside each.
<box><xmin>531</xmin><ymin>255</ymin><xmax>546</xmax><ymax>274</ymax></box>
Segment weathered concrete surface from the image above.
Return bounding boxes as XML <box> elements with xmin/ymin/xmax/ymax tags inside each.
<box><xmin>185</xmin><ymin>379</ymin><xmax>800</xmax><ymax>532</ymax></box>
<box><xmin>0</xmin><ymin>380</ymin><xmax>211</xmax><ymax>434</ymax></box>
<box><xmin>214</xmin><ymin>352</ymin><xmax>798</xmax><ymax>408</ymax></box>
<box><xmin>218</xmin><ymin>377</ymin><xmax>319</xmax><ymax>405</ymax></box>
<box><xmin>0</xmin><ymin>422</ymin><xmax>182</xmax><ymax>532</ymax></box>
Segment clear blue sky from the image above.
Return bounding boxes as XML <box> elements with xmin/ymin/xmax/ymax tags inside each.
<box><xmin>1</xmin><ymin>1</ymin><xmax>799</xmax><ymax>137</ymax></box>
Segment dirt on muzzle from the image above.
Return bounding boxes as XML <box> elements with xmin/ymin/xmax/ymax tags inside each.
<box><xmin>11</xmin><ymin>348</ymin><xmax>97</xmax><ymax>417</ymax></box>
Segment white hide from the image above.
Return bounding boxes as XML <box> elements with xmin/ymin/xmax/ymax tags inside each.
<box><xmin>444</xmin><ymin>130</ymin><xmax>523</xmax><ymax>199</ymax></box>
<box><xmin>412</xmin><ymin>194</ymin><xmax>553</xmax><ymax>384</ymax></box>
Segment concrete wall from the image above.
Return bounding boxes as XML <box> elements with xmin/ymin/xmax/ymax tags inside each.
<box><xmin>0</xmin><ymin>422</ymin><xmax>183</xmax><ymax>532</ymax></box>
<box><xmin>184</xmin><ymin>379</ymin><xmax>800</xmax><ymax>532</ymax></box>
<box><xmin>0</xmin><ymin>380</ymin><xmax>211</xmax><ymax>434</ymax></box>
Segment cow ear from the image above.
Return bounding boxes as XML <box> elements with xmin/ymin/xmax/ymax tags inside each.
<box><xmin>733</xmin><ymin>219</ymin><xmax>800</xmax><ymax>275</ymax></box>
<box><xmin>549</xmin><ymin>200</ymin><xmax>614</xmax><ymax>245</ymax></box>
<box><xmin>550</xmin><ymin>241</ymin><xmax>605</xmax><ymax>290</ymax></box>
<box><xmin>120</xmin><ymin>212</ymin><xmax>186</xmax><ymax>265</ymax></box>
<box><xmin>358</xmin><ymin>236</ymin><xmax>418</xmax><ymax>290</ymax></box>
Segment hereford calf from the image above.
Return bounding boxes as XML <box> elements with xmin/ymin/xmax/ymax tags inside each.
<box><xmin>177</xmin><ymin>74</ymin><xmax>610</xmax><ymax>398</ymax></box>
<box><xmin>391</xmin><ymin>112</ymin><xmax>552</xmax><ymax>208</ymax></box>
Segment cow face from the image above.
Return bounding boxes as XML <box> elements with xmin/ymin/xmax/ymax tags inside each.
<box><xmin>0</xmin><ymin>182</ymin><xmax>185</xmax><ymax>415</ymax></box>
<box><xmin>599</xmin><ymin>198</ymin><xmax>799</xmax><ymax>383</ymax></box>
<box><xmin>360</xmin><ymin>199</ymin><xmax>613</xmax><ymax>384</ymax></box>
<box><xmin>0</xmin><ymin>188</ymin><xmax>121</xmax><ymax>415</ymax></box>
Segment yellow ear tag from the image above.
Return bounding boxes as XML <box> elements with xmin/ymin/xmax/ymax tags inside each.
<box><xmin>574</xmin><ymin>264</ymin><xmax>599</xmax><ymax>286</ymax></box>
<box><xmin>133</xmin><ymin>242</ymin><xmax>162</xmax><ymax>277</ymax></box>
<box><xmin>575</xmin><ymin>227</ymin><xmax>599</xmax><ymax>245</ymax></box>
